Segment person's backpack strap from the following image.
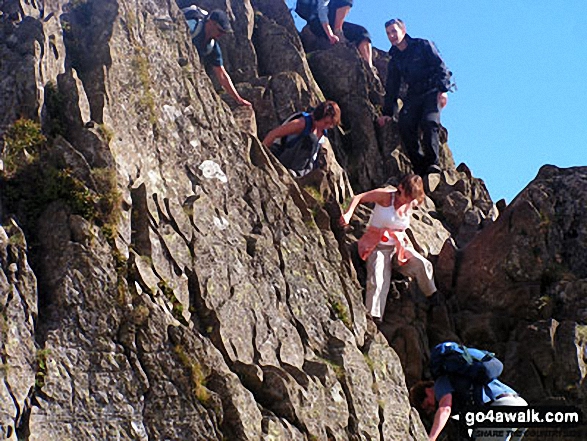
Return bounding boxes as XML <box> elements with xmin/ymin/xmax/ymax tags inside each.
<box><xmin>271</xmin><ymin>112</ymin><xmax>321</xmax><ymax>176</ymax></box>
<box><xmin>281</xmin><ymin>112</ymin><xmax>313</xmax><ymax>150</ymax></box>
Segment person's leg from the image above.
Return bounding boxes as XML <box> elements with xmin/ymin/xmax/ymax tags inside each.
<box><xmin>420</xmin><ymin>91</ymin><xmax>442</xmax><ymax>172</ymax></box>
<box><xmin>332</xmin><ymin>5</ymin><xmax>351</xmax><ymax>32</ymax></box>
<box><xmin>365</xmin><ymin>247</ymin><xmax>394</xmax><ymax>318</ymax></box>
<box><xmin>396</xmin><ymin>247</ymin><xmax>437</xmax><ymax>297</ymax></box>
<box><xmin>341</xmin><ymin>22</ymin><xmax>373</xmax><ymax>67</ymax></box>
<box><xmin>398</xmin><ymin>97</ymin><xmax>426</xmax><ymax>175</ymax></box>
<box><xmin>357</xmin><ymin>40</ymin><xmax>373</xmax><ymax>67</ymax></box>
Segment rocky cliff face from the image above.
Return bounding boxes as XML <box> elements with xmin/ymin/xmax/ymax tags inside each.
<box><xmin>0</xmin><ymin>0</ymin><xmax>585</xmax><ymax>440</ymax></box>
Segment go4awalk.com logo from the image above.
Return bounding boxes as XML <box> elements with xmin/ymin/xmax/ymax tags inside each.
<box><xmin>457</xmin><ymin>406</ymin><xmax>582</xmax><ymax>439</ymax></box>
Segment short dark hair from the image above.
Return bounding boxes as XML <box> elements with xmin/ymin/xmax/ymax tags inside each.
<box><xmin>313</xmin><ymin>100</ymin><xmax>341</xmax><ymax>126</ymax></box>
<box><xmin>399</xmin><ymin>174</ymin><xmax>425</xmax><ymax>204</ymax></box>
<box><xmin>385</xmin><ymin>18</ymin><xmax>406</xmax><ymax>32</ymax></box>
<box><xmin>208</xmin><ymin>9</ymin><xmax>233</xmax><ymax>33</ymax></box>
<box><xmin>410</xmin><ymin>380</ymin><xmax>435</xmax><ymax>410</ymax></box>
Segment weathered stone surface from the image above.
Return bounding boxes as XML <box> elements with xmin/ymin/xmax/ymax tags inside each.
<box><xmin>3</xmin><ymin>0</ymin><xmax>586</xmax><ymax>438</ymax></box>
<box><xmin>306</xmin><ymin>44</ymin><xmax>387</xmax><ymax>191</ymax></box>
<box><xmin>0</xmin><ymin>220</ymin><xmax>37</xmax><ymax>441</ymax></box>
<box><xmin>0</xmin><ymin>0</ymin><xmax>427</xmax><ymax>439</ymax></box>
<box><xmin>251</xmin><ymin>7</ymin><xmax>321</xmax><ymax>100</ymax></box>
<box><xmin>451</xmin><ymin>165</ymin><xmax>587</xmax><ymax>420</ymax></box>
<box><xmin>425</xmin><ymin>165</ymin><xmax>497</xmax><ymax>248</ymax></box>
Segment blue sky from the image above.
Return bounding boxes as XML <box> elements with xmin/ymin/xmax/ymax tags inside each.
<box><xmin>286</xmin><ymin>1</ymin><xmax>587</xmax><ymax>203</ymax></box>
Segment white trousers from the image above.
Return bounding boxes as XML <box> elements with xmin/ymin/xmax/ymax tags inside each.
<box><xmin>365</xmin><ymin>244</ymin><xmax>436</xmax><ymax>318</ymax></box>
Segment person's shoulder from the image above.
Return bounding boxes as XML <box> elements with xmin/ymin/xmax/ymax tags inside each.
<box><xmin>434</xmin><ymin>375</ymin><xmax>454</xmax><ymax>399</ymax></box>
<box><xmin>410</xmin><ymin>36</ymin><xmax>432</xmax><ymax>47</ymax></box>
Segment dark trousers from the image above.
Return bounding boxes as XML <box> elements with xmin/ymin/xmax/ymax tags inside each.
<box><xmin>398</xmin><ymin>91</ymin><xmax>441</xmax><ymax>176</ymax></box>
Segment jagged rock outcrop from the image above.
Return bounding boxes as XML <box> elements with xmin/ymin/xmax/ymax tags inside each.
<box><xmin>0</xmin><ymin>220</ymin><xmax>37</xmax><ymax>440</ymax></box>
<box><xmin>2</xmin><ymin>0</ymin><xmax>586</xmax><ymax>439</ymax></box>
<box><xmin>0</xmin><ymin>0</ymin><xmax>428</xmax><ymax>439</ymax></box>
<box><xmin>446</xmin><ymin>166</ymin><xmax>587</xmax><ymax>407</ymax></box>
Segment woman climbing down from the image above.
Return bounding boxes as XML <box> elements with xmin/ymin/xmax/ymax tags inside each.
<box><xmin>341</xmin><ymin>174</ymin><xmax>440</xmax><ymax>320</ymax></box>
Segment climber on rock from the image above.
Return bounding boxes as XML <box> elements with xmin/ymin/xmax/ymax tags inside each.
<box><xmin>299</xmin><ymin>0</ymin><xmax>376</xmax><ymax>72</ymax></box>
<box><xmin>180</xmin><ymin>6</ymin><xmax>252</xmax><ymax>107</ymax></box>
<box><xmin>262</xmin><ymin>101</ymin><xmax>340</xmax><ymax>179</ymax></box>
<box><xmin>341</xmin><ymin>174</ymin><xmax>441</xmax><ymax>322</ymax></box>
<box><xmin>410</xmin><ymin>345</ymin><xmax>527</xmax><ymax>441</ymax></box>
<box><xmin>377</xmin><ymin>18</ymin><xmax>452</xmax><ymax>176</ymax></box>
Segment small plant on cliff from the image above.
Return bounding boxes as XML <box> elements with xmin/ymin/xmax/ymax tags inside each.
<box><xmin>132</xmin><ymin>47</ymin><xmax>157</xmax><ymax>125</ymax></box>
<box><xmin>1</xmin><ymin>119</ymin><xmax>46</xmax><ymax>176</ymax></box>
<box><xmin>97</xmin><ymin>124</ymin><xmax>115</xmax><ymax>143</ymax></box>
<box><xmin>35</xmin><ymin>348</ymin><xmax>51</xmax><ymax>388</ymax></box>
<box><xmin>303</xmin><ymin>185</ymin><xmax>325</xmax><ymax>205</ymax></box>
<box><xmin>173</xmin><ymin>344</ymin><xmax>211</xmax><ymax>405</ymax></box>
<box><xmin>330</xmin><ymin>299</ymin><xmax>352</xmax><ymax>329</ymax></box>
<box><xmin>158</xmin><ymin>280</ymin><xmax>187</xmax><ymax>325</ymax></box>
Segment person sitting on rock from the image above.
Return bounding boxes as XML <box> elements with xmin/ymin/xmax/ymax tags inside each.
<box><xmin>410</xmin><ymin>368</ymin><xmax>527</xmax><ymax>440</ymax></box>
<box><xmin>262</xmin><ymin>101</ymin><xmax>341</xmax><ymax>178</ymax></box>
<box><xmin>180</xmin><ymin>6</ymin><xmax>251</xmax><ymax>107</ymax></box>
<box><xmin>341</xmin><ymin>174</ymin><xmax>440</xmax><ymax>321</ymax></box>
<box><xmin>303</xmin><ymin>0</ymin><xmax>376</xmax><ymax>71</ymax></box>
<box><xmin>377</xmin><ymin>18</ymin><xmax>452</xmax><ymax>176</ymax></box>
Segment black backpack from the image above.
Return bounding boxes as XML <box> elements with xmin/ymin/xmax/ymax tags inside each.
<box><xmin>269</xmin><ymin>112</ymin><xmax>322</xmax><ymax>177</ymax></box>
<box><xmin>430</xmin><ymin>342</ymin><xmax>503</xmax><ymax>385</ymax></box>
<box><xmin>295</xmin><ymin>0</ymin><xmax>318</xmax><ymax>21</ymax></box>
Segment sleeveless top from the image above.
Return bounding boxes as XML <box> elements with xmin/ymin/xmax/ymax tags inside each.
<box><xmin>368</xmin><ymin>193</ymin><xmax>411</xmax><ymax>243</ymax></box>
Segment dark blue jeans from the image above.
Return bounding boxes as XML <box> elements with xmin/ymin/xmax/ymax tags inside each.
<box><xmin>398</xmin><ymin>91</ymin><xmax>441</xmax><ymax>175</ymax></box>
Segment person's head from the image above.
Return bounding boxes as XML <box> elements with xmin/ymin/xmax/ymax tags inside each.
<box><xmin>398</xmin><ymin>174</ymin><xmax>425</xmax><ymax>205</ymax></box>
<box><xmin>206</xmin><ymin>10</ymin><xmax>233</xmax><ymax>39</ymax></box>
<box><xmin>410</xmin><ymin>381</ymin><xmax>436</xmax><ymax>417</ymax></box>
<box><xmin>385</xmin><ymin>18</ymin><xmax>407</xmax><ymax>47</ymax></box>
<box><xmin>312</xmin><ymin>100</ymin><xmax>341</xmax><ymax>129</ymax></box>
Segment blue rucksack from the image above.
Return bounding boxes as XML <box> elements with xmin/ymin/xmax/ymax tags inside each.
<box><xmin>295</xmin><ymin>0</ymin><xmax>318</xmax><ymax>21</ymax></box>
<box><xmin>430</xmin><ymin>342</ymin><xmax>503</xmax><ymax>385</ymax></box>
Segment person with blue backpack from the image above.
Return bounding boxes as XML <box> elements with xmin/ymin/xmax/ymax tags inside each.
<box><xmin>178</xmin><ymin>5</ymin><xmax>252</xmax><ymax>107</ymax></box>
<box><xmin>262</xmin><ymin>101</ymin><xmax>341</xmax><ymax>178</ymax></box>
<box><xmin>296</xmin><ymin>0</ymin><xmax>376</xmax><ymax>71</ymax></box>
<box><xmin>410</xmin><ymin>342</ymin><xmax>527</xmax><ymax>441</ymax></box>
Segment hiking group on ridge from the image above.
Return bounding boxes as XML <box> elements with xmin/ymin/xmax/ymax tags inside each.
<box><xmin>177</xmin><ymin>3</ymin><xmax>527</xmax><ymax>439</ymax></box>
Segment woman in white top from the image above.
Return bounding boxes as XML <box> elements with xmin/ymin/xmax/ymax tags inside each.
<box><xmin>341</xmin><ymin>174</ymin><xmax>438</xmax><ymax>320</ymax></box>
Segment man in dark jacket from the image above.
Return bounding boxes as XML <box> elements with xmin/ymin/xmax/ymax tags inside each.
<box><xmin>378</xmin><ymin>18</ymin><xmax>452</xmax><ymax>175</ymax></box>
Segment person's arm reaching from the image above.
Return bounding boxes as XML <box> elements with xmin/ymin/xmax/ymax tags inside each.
<box><xmin>262</xmin><ymin>117</ymin><xmax>306</xmax><ymax>148</ymax></box>
<box><xmin>212</xmin><ymin>65</ymin><xmax>252</xmax><ymax>106</ymax></box>
<box><xmin>317</xmin><ymin>0</ymin><xmax>338</xmax><ymax>44</ymax></box>
<box><xmin>429</xmin><ymin>393</ymin><xmax>452</xmax><ymax>441</ymax></box>
<box><xmin>341</xmin><ymin>188</ymin><xmax>395</xmax><ymax>225</ymax></box>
